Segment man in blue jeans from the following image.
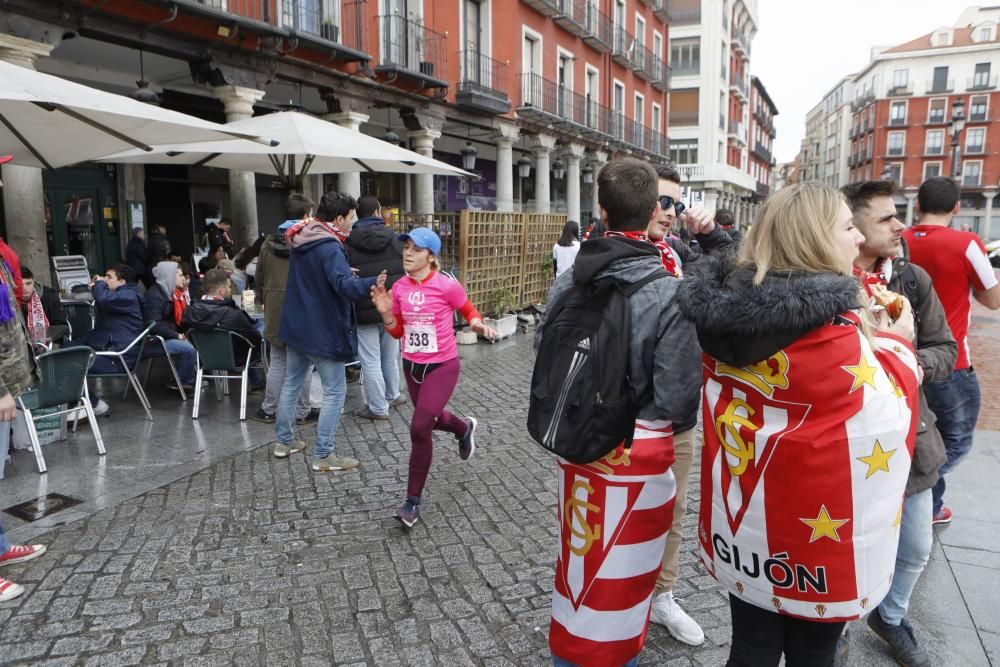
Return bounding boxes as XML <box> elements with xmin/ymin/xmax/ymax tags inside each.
<box><xmin>903</xmin><ymin>177</ymin><xmax>1000</xmax><ymax>524</ymax></box>
<box><xmin>845</xmin><ymin>180</ymin><xmax>958</xmax><ymax>667</ymax></box>
<box><xmin>272</xmin><ymin>191</ymin><xmax>384</xmax><ymax>471</ymax></box>
<box><xmin>143</xmin><ymin>261</ymin><xmax>198</xmax><ymax>391</ymax></box>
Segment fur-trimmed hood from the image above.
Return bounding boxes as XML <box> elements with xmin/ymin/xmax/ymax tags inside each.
<box><xmin>676</xmin><ymin>255</ymin><xmax>862</xmax><ymax>367</ymax></box>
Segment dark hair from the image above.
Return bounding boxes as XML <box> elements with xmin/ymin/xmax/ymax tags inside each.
<box><xmin>316</xmin><ymin>191</ymin><xmax>358</xmax><ymax>222</ymax></box>
<box><xmin>917</xmin><ymin>177</ymin><xmax>960</xmax><ymax>215</ymax></box>
<box><xmin>558</xmin><ymin>220</ymin><xmax>580</xmax><ymax>247</ymax></box>
<box><xmin>654</xmin><ymin>164</ymin><xmax>682</xmax><ymax>184</ymax></box>
<box><xmin>218</xmin><ymin>217</ymin><xmax>232</xmax><ymax>228</ymax></box>
<box><xmin>841</xmin><ymin>180</ymin><xmax>896</xmax><ymax>213</ymax></box>
<box><xmin>597</xmin><ymin>160</ymin><xmax>658</xmax><ymax>232</ymax></box>
<box><xmin>107</xmin><ymin>263</ymin><xmax>137</xmax><ymax>284</ymax></box>
<box><xmin>236</xmin><ymin>236</ymin><xmax>265</xmax><ymax>271</ymax></box>
<box><xmin>201</xmin><ymin>268</ymin><xmax>231</xmax><ymax>295</ymax></box>
<box><xmin>209</xmin><ymin>244</ymin><xmax>226</xmax><ymax>258</ymax></box>
<box><xmin>714</xmin><ymin>209</ymin><xmax>735</xmax><ymax>226</ymax></box>
<box><xmin>178</xmin><ymin>261</ymin><xmax>192</xmax><ymax>277</ymax></box>
<box><xmin>20</xmin><ymin>266</ymin><xmax>33</xmax><ymax>280</ymax></box>
<box><xmin>587</xmin><ymin>219</ymin><xmax>606</xmax><ymax>239</ymax></box>
<box><xmin>198</xmin><ymin>256</ymin><xmax>218</xmax><ymax>274</ymax></box>
<box><xmin>356</xmin><ymin>195</ymin><xmax>381</xmax><ymax>219</ymax></box>
<box><xmin>285</xmin><ymin>192</ymin><xmax>315</xmax><ymax>220</ymax></box>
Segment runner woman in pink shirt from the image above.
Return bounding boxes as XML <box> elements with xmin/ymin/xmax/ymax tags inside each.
<box><xmin>371</xmin><ymin>227</ymin><xmax>497</xmax><ymax>527</ymax></box>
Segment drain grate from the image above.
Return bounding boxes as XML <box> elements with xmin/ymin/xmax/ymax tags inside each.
<box><xmin>4</xmin><ymin>493</ymin><xmax>82</xmax><ymax>522</ymax></box>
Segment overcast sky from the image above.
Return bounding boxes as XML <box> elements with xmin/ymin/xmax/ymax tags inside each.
<box><xmin>754</xmin><ymin>0</ymin><xmax>963</xmax><ymax>163</ymax></box>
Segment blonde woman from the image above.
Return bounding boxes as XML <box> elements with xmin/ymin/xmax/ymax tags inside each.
<box><xmin>676</xmin><ymin>183</ymin><xmax>919</xmax><ymax>666</ymax></box>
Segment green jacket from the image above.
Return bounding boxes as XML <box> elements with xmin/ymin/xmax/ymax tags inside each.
<box><xmin>255</xmin><ymin>234</ymin><xmax>291</xmax><ymax>347</ymax></box>
<box><xmin>0</xmin><ymin>259</ymin><xmax>34</xmax><ymax>399</ymax></box>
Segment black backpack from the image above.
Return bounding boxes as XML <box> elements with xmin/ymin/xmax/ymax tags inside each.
<box><xmin>527</xmin><ymin>269</ymin><xmax>667</xmax><ymax>463</ymax></box>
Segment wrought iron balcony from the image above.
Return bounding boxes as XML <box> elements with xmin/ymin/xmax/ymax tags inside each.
<box><xmin>612</xmin><ymin>27</ymin><xmax>633</xmax><ymax>67</ymax></box>
<box><xmin>632</xmin><ymin>43</ymin><xmax>660</xmax><ymax>82</ymax></box>
<box><xmin>728</xmin><ymin>120</ymin><xmax>746</xmax><ymax>145</ymax></box>
<box><xmin>969</xmin><ymin>74</ymin><xmax>998</xmax><ymax>91</ymax></box>
<box><xmin>926</xmin><ymin>78</ymin><xmax>954</xmax><ymax>94</ymax></box>
<box><xmin>887</xmin><ymin>83</ymin><xmax>912</xmax><ymax>96</ymax></box>
<box><xmin>176</xmin><ymin>0</ymin><xmax>371</xmax><ymax>61</ymax></box>
<box><xmin>652</xmin><ymin>0</ymin><xmax>671</xmax><ymax>22</ymax></box>
<box><xmin>581</xmin><ymin>2</ymin><xmax>613</xmax><ymax>52</ymax></box>
<box><xmin>850</xmin><ymin>91</ymin><xmax>875</xmax><ymax>112</ymax></box>
<box><xmin>752</xmin><ymin>142</ymin><xmax>772</xmax><ymax>163</ymax></box>
<box><xmin>729</xmin><ymin>72</ymin><xmax>748</xmax><ymax>100</ymax></box>
<box><xmin>731</xmin><ymin>30</ymin><xmax>750</xmax><ymax>56</ymax></box>
<box><xmin>376</xmin><ymin>14</ymin><xmax>448</xmax><ymax>89</ymax></box>
<box><xmin>521</xmin><ymin>0</ymin><xmax>560</xmax><ymax>16</ymax></box>
<box><xmin>756</xmin><ymin>181</ymin><xmax>769</xmax><ymax>197</ymax></box>
<box><xmin>457</xmin><ymin>51</ymin><xmax>510</xmax><ymax>114</ymax></box>
<box><xmin>553</xmin><ymin>0</ymin><xmax>588</xmax><ymax>37</ymax></box>
<box><xmin>652</xmin><ymin>62</ymin><xmax>670</xmax><ymax>92</ymax></box>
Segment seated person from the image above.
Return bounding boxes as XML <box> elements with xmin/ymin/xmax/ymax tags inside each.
<box><xmin>190</xmin><ymin>256</ymin><xmax>217</xmax><ymax>299</ymax></box>
<box><xmin>182</xmin><ymin>268</ymin><xmax>263</xmax><ymax>388</ymax></box>
<box><xmin>64</xmin><ymin>263</ymin><xmax>145</xmax><ymax>416</ymax></box>
<box><xmin>19</xmin><ymin>267</ymin><xmax>68</xmax><ymax>344</ymax></box>
<box><xmin>143</xmin><ymin>261</ymin><xmax>198</xmax><ymax>391</ymax></box>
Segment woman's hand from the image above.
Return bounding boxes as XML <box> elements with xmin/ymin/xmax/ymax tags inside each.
<box><xmin>876</xmin><ymin>297</ymin><xmax>915</xmax><ymax>342</ymax></box>
<box><xmin>370</xmin><ymin>271</ymin><xmax>392</xmax><ymax>315</ymax></box>
<box><xmin>0</xmin><ymin>392</ymin><xmax>15</xmax><ymax>422</ymax></box>
<box><xmin>470</xmin><ymin>319</ymin><xmax>498</xmax><ymax>340</ymax></box>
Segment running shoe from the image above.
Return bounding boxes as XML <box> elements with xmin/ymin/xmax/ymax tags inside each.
<box><xmin>311</xmin><ymin>454</ymin><xmax>359</xmax><ymax>472</ymax></box>
<box><xmin>296</xmin><ymin>409</ymin><xmax>321</xmax><ymax>424</ymax></box>
<box><xmin>932</xmin><ymin>507</ymin><xmax>953</xmax><ymax>525</ymax></box>
<box><xmin>354</xmin><ymin>407</ymin><xmax>389</xmax><ymax>421</ymax></box>
<box><xmin>272</xmin><ymin>440</ymin><xmax>306</xmax><ymax>458</ymax></box>
<box><xmin>0</xmin><ymin>544</ymin><xmax>47</xmax><ymax>567</ymax></box>
<box><xmin>397</xmin><ymin>496</ymin><xmax>421</xmax><ymax>528</ymax></box>
<box><xmin>0</xmin><ymin>577</ymin><xmax>24</xmax><ymax>602</ymax></box>
<box><xmin>457</xmin><ymin>417</ymin><xmax>477</xmax><ymax>461</ymax></box>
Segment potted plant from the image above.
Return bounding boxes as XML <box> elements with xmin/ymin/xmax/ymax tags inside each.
<box><xmin>482</xmin><ymin>282</ymin><xmax>519</xmax><ymax>341</ymax></box>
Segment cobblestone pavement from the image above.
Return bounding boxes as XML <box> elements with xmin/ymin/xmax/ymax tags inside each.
<box><xmin>0</xmin><ymin>329</ymin><xmax>996</xmax><ymax>665</ymax></box>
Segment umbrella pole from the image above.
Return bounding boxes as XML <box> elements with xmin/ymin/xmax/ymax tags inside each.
<box><xmin>0</xmin><ymin>112</ymin><xmax>54</xmax><ymax>170</ymax></box>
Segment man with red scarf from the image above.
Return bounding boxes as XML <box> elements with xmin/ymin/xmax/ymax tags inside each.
<box><xmin>143</xmin><ymin>261</ymin><xmax>197</xmax><ymax>391</ymax></box>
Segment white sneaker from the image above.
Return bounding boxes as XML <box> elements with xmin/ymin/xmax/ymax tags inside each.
<box><xmin>92</xmin><ymin>399</ymin><xmax>110</xmax><ymax>416</ymax></box>
<box><xmin>650</xmin><ymin>591</ymin><xmax>705</xmax><ymax>646</ymax></box>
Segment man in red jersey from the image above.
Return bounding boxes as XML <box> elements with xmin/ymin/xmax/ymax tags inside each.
<box><xmin>902</xmin><ymin>177</ymin><xmax>1000</xmax><ymax>525</ymax></box>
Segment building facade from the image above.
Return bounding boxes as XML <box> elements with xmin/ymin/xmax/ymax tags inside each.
<box><xmin>0</xmin><ymin>0</ymin><xmax>676</xmax><ymax>277</ymax></box>
<box><xmin>667</xmin><ymin>0</ymin><xmax>774</xmax><ymax>227</ymax></box>
<box><xmin>798</xmin><ymin>6</ymin><xmax>999</xmax><ymax>239</ymax></box>
<box><xmin>748</xmin><ymin>76</ymin><xmax>777</xmax><ymax>198</ymax></box>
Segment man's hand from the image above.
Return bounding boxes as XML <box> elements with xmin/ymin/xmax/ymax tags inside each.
<box><xmin>683</xmin><ymin>208</ymin><xmax>715</xmax><ymax>235</ymax></box>
<box><xmin>0</xmin><ymin>392</ymin><xmax>16</xmax><ymax>422</ymax></box>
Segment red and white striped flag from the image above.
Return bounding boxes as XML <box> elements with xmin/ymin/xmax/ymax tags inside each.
<box><xmin>698</xmin><ymin>316</ymin><xmax>919</xmax><ymax>622</ymax></box>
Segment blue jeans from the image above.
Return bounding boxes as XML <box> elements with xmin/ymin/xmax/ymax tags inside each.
<box><xmin>877</xmin><ymin>489</ymin><xmax>933</xmax><ymax>625</ymax></box>
<box><xmin>145</xmin><ymin>337</ymin><xmax>197</xmax><ymax>386</ymax></box>
<box><xmin>924</xmin><ymin>369</ymin><xmax>981</xmax><ymax>514</ymax></box>
<box><xmin>0</xmin><ymin>418</ymin><xmax>11</xmax><ymax>483</ymax></box>
<box><xmin>276</xmin><ymin>347</ymin><xmax>345</xmax><ymax>461</ymax></box>
<box><xmin>356</xmin><ymin>323</ymin><xmax>400</xmax><ymax>416</ymax></box>
<box><xmin>553</xmin><ymin>657</ymin><xmax>638</xmax><ymax>667</ymax></box>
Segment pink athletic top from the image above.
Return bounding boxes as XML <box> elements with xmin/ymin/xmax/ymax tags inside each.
<box><xmin>388</xmin><ymin>271</ymin><xmax>481</xmax><ymax>364</ymax></box>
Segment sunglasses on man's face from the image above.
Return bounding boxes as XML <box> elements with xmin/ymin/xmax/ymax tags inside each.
<box><xmin>658</xmin><ymin>195</ymin><xmax>686</xmax><ymax>217</ymax></box>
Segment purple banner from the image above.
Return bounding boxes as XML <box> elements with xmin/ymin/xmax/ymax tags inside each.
<box><xmin>433</xmin><ymin>151</ymin><xmax>498</xmax><ymax>212</ymax></box>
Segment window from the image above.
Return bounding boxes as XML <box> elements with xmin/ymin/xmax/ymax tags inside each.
<box><xmin>634</xmin><ymin>93</ymin><xmax>644</xmax><ymax>126</ymax></box>
<box><xmin>887</xmin><ymin>131</ymin><xmax>905</xmax><ymax>157</ymax></box>
<box><xmin>925</xmin><ymin>129</ymin><xmax>944</xmax><ymax>155</ymax></box>
<box><xmin>966</xmin><ymin>127</ymin><xmax>986</xmax><ymax>153</ymax></box>
<box><xmin>974</xmin><ymin>63</ymin><xmax>992</xmax><ymax>88</ymax></box>
<box><xmin>975</xmin><ymin>23</ymin><xmax>995</xmax><ymax>41</ymax></box>
<box><xmin>635</xmin><ymin>16</ymin><xmax>645</xmax><ymax>47</ymax></box>
<box><xmin>928</xmin><ymin>98</ymin><xmax>947</xmax><ymax>123</ymax></box>
<box><xmin>923</xmin><ymin>162</ymin><xmax>942</xmax><ymax>179</ymax></box>
<box><xmin>886</xmin><ymin>163</ymin><xmax>902</xmax><ymax>186</ymax></box>
<box><xmin>963</xmin><ymin>161</ymin><xmax>982</xmax><ymax>187</ymax></box>
<box><xmin>652</xmin><ymin>103</ymin><xmax>661</xmax><ymax>132</ymax></box>
<box><xmin>669</xmin><ymin>140</ymin><xmax>698</xmax><ymax>165</ymax></box>
<box><xmin>892</xmin><ymin>69</ymin><xmax>908</xmax><ymax>90</ymax></box>
<box><xmin>930</xmin><ymin>66</ymin><xmax>950</xmax><ymax>93</ymax></box>
<box><xmin>970</xmin><ymin>95</ymin><xmax>989</xmax><ymax>122</ymax></box>
<box><xmin>670</xmin><ymin>88</ymin><xmax>699</xmax><ymax>126</ymax></box>
<box><xmin>653</xmin><ymin>32</ymin><xmax>662</xmax><ymax>61</ymax></box>
<box><xmin>890</xmin><ymin>101</ymin><xmax>907</xmax><ymax>125</ymax></box>
<box><xmin>670</xmin><ymin>39</ymin><xmax>700</xmax><ymax>75</ymax></box>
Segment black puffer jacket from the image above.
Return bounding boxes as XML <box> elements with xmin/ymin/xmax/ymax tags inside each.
<box><xmin>344</xmin><ymin>218</ymin><xmax>405</xmax><ymax>325</ymax></box>
<box><xmin>182</xmin><ymin>298</ymin><xmax>261</xmax><ymax>348</ymax></box>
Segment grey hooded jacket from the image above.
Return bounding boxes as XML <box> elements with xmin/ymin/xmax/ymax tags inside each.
<box><xmin>535</xmin><ymin>237</ymin><xmax>702</xmax><ymax>425</ymax></box>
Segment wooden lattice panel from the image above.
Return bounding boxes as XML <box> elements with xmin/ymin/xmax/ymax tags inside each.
<box><xmin>521</xmin><ymin>213</ymin><xmax>567</xmax><ymax>305</ymax></box>
<box><xmin>459</xmin><ymin>210</ymin><xmax>527</xmax><ymax>312</ymax></box>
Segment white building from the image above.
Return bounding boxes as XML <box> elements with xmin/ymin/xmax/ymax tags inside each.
<box><xmin>668</xmin><ymin>0</ymin><xmax>763</xmax><ymax>225</ymax></box>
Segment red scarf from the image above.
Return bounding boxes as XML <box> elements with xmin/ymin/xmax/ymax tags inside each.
<box><xmin>604</xmin><ymin>230</ymin><xmax>683</xmax><ymax>278</ymax></box>
<box><xmin>284</xmin><ymin>217</ymin><xmax>349</xmax><ymax>245</ymax></box>
<box><xmin>26</xmin><ymin>290</ymin><xmax>48</xmax><ymax>341</ymax></box>
<box><xmin>852</xmin><ymin>257</ymin><xmax>891</xmax><ymax>299</ymax></box>
<box><xmin>172</xmin><ymin>287</ymin><xmax>187</xmax><ymax>327</ymax></box>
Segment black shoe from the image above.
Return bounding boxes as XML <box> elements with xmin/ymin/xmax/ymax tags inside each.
<box><xmin>251</xmin><ymin>408</ymin><xmax>275</xmax><ymax>424</ymax></box>
<box><xmin>296</xmin><ymin>408</ymin><xmax>321</xmax><ymax>424</ymax></box>
<box><xmin>867</xmin><ymin>612</ymin><xmax>930</xmax><ymax>667</ymax></box>
<box><xmin>457</xmin><ymin>417</ymin><xmax>477</xmax><ymax>461</ymax></box>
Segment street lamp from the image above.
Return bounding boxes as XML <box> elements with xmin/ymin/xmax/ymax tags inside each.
<box><xmin>460</xmin><ymin>141</ymin><xmax>478</xmax><ymax>171</ymax></box>
<box><xmin>518</xmin><ymin>156</ymin><xmax>532</xmax><ymax>211</ymax></box>
<box><xmin>949</xmin><ymin>97</ymin><xmax>966</xmax><ymax>180</ymax></box>
<box><xmin>552</xmin><ymin>158</ymin><xmax>566</xmax><ymax>180</ymax></box>
<box><xmin>581</xmin><ymin>164</ymin><xmax>594</xmax><ymax>185</ymax></box>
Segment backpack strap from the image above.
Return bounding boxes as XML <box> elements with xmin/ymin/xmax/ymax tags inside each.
<box><xmin>899</xmin><ymin>261</ymin><xmax>921</xmax><ymax>330</ymax></box>
<box><xmin>622</xmin><ymin>268</ymin><xmax>670</xmax><ymax>296</ymax></box>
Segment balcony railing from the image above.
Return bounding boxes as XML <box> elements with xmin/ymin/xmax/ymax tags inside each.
<box><xmin>377</xmin><ymin>14</ymin><xmax>447</xmax><ymax>86</ymax></box>
<box><xmin>652</xmin><ymin>0</ymin><xmax>671</xmax><ymax>22</ymax></box>
<box><xmin>752</xmin><ymin>142</ymin><xmax>772</xmax><ymax>163</ymax></box>
<box><xmin>888</xmin><ymin>116</ymin><xmax>908</xmax><ymax>126</ymax></box>
<box><xmin>756</xmin><ymin>181</ymin><xmax>769</xmax><ymax>197</ymax></box>
<box><xmin>612</xmin><ymin>27</ymin><xmax>633</xmax><ymax>66</ymax></box>
<box><xmin>178</xmin><ymin>0</ymin><xmax>370</xmax><ymax>59</ymax></box>
<box><xmin>729</xmin><ymin>72</ymin><xmax>748</xmax><ymax>99</ymax></box>
<box><xmin>850</xmin><ymin>90</ymin><xmax>875</xmax><ymax>112</ymax></box>
<box><xmin>969</xmin><ymin>74</ymin><xmax>998</xmax><ymax>91</ymax></box>
<box><xmin>886</xmin><ymin>145</ymin><xmax>904</xmax><ymax>157</ymax></box>
<box><xmin>970</xmin><ymin>110</ymin><xmax>990</xmax><ymax>123</ymax></box>
<box><xmin>553</xmin><ymin>0</ymin><xmax>588</xmax><ymax>37</ymax></box>
<box><xmin>728</xmin><ymin>120</ymin><xmax>745</xmax><ymax>143</ymax></box>
<box><xmin>926</xmin><ymin>78</ymin><xmax>955</xmax><ymax>94</ymax></box>
<box><xmin>521</xmin><ymin>0</ymin><xmax>560</xmax><ymax>16</ymax></box>
<box><xmin>582</xmin><ymin>2</ymin><xmax>613</xmax><ymax>52</ymax></box>
<box><xmin>731</xmin><ymin>30</ymin><xmax>750</xmax><ymax>55</ymax></box>
<box><xmin>966</xmin><ymin>141</ymin><xmax>986</xmax><ymax>155</ymax></box>
<box><xmin>633</xmin><ymin>43</ymin><xmax>666</xmax><ymax>85</ymax></box>
<box><xmin>456</xmin><ymin>50</ymin><xmax>510</xmax><ymax>114</ymax></box>
<box><xmin>887</xmin><ymin>83</ymin><xmax>912</xmax><ymax>96</ymax></box>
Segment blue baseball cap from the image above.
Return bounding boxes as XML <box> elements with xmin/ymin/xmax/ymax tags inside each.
<box><xmin>278</xmin><ymin>219</ymin><xmax>298</xmax><ymax>231</ymax></box>
<box><xmin>399</xmin><ymin>227</ymin><xmax>441</xmax><ymax>256</ymax></box>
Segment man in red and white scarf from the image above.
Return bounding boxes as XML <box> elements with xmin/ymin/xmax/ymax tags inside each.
<box><xmin>19</xmin><ymin>267</ymin><xmax>68</xmax><ymax>344</ymax></box>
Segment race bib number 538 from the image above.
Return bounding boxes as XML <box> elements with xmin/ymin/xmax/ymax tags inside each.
<box><xmin>404</xmin><ymin>323</ymin><xmax>438</xmax><ymax>354</ymax></box>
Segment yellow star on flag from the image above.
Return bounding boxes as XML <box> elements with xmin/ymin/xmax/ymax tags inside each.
<box><xmin>800</xmin><ymin>505</ymin><xmax>850</xmax><ymax>543</ymax></box>
<box><xmin>889</xmin><ymin>375</ymin><xmax>905</xmax><ymax>399</ymax></box>
<box><xmin>843</xmin><ymin>355</ymin><xmax>878</xmax><ymax>393</ymax></box>
<box><xmin>857</xmin><ymin>439</ymin><xmax>896</xmax><ymax>479</ymax></box>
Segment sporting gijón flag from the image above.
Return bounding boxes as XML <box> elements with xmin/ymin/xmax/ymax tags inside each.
<box><xmin>699</xmin><ymin>314</ymin><xmax>919</xmax><ymax>622</ymax></box>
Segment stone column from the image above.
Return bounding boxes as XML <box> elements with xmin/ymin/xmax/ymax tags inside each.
<box><xmin>904</xmin><ymin>192</ymin><xmax>918</xmax><ymax>225</ymax></box>
<box><xmin>983</xmin><ymin>189</ymin><xmax>997</xmax><ymax>241</ymax></box>
<box><xmin>564</xmin><ymin>145</ymin><xmax>585</xmax><ymax>223</ymax></box>
<box><xmin>0</xmin><ymin>33</ymin><xmax>57</xmax><ymax>280</ymax></box>
<box><xmin>326</xmin><ymin>111</ymin><xmax>370</xmax><ymax>198</ymax></box>
<box><xmin>529</xmin><ymin>135</ymin><xmax>557</xmax><ymax>214</ymax></box>
<box><xmin>493</xmin><ymin>123</ymin><xmax>519</xmax><ymax>212</ymax></box>
<box><xmin>408</xmin><ymin>130</ymin><xmax>441</xmax><ymax>218</ymax></box>
<box><xmin>588</xmin><ymin>151</ymin><xmax>608</xmax><ymax>220</ymax></box>
<box><xmin>212</xmin><ymin>85</ymin><xmax>265</xmax><ymax>249</ymax></box>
